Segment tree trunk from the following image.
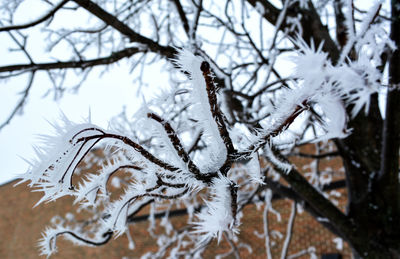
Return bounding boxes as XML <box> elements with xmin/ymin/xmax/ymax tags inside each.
<box><xmin>342</xmin><ymin>1</ymin><xmax>400</xmax><ymax>257</ymax></box>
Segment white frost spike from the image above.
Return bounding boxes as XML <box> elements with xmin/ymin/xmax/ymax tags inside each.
<box><xmin>293</xmin><ymin>38</ymin><xmax>328</xmax><ymax>90</ymax></box>
<box><xmin>312</xmin><ymin>93</ymin><xmax>349</xmax><ymax>141</ymax></box>
<box><xmin>74</xmin><ymin>156</ymin><xmax>138</xmax><ymax>207</ymax></box>
<box><xmin>38</xmin><ymin>227</ymin><xmax>60</xmax><ymax>258</ymax></box>
<box><xmin>264</xmin><ymin>144</ymin><xmax>292</xmax><ymax>174</ymax></box>
<box><xmin>17</xmin><ymin>114</ymin><xmax>104</xmax><ymax>206</ymax></box>
<box><xmin>333</xmin><ymin>57</ymin><xmax>381</xmax><ymax>118</ymax></box>
<box><xmin>74</xmin><ymin>173</ymin><xmax>102</xmax><ymax>207</ymax></box>
<box><xmin>105</xmin><ymin>197</ymin><xmax>130</xmax><ymax>237</ymax></box>
<box><xmin>173</xmin><ymin>49</ymin><xmax>227</xmax><ymax>172</ymax></box>
<box><xmin>105</xmin><ymin>183</ymin><xmax>146</xmax><ymax>237</ymax></box>
<box><xmin>38</xmin><ymin>225</ymin><xmax>110</xmax><ymax>258</ymax></box>
<box><xmin>192</xmin><ymin>175</ymin><xmax>238</xmax><ymax>244</ymax></box>
<box><xmin>145</xmin><ymin>111</ymin><xmax>190</xmax><ymax>171</ymax></box>
<box><xmin>247</xmin><ymin>152</ymin><xmax>264</xmax><ymax>184</ymax></box>
<box><xmin>257</xmin><ymin>86</ymin><xmax>306</xmax><ymax>138</ymax></box>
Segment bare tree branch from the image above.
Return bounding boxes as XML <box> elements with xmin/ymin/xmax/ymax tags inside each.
<box><xmin>0</xmin><ymin>71</ymin><xmax>35</xmax><ymax>130</ymax></box>
<box><xmin>171</xmin><ymin>0</ymin><xmax>190</xmax><ymax>35</ymax></box>
<box><xmin>72</xmin><ymin>0</ymin><xmax>176</xmax><ymax>58</ymax></box>
<box><xmin>0</xmin><ymin>46</ymin><xmax>141</xmax><ymax>73</ymax></box>
<box><xmin>0</xmin><ymin>0</ymin><xmax>70</xmax><ymax>32</ymax></box>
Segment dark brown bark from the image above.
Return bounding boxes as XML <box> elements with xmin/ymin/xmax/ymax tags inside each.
<box><xmin>0</xmin><ymin>47</ymin><xmax>142</xmax><ymax>73</ymax></box>
<box><xmin>334</xmin><ymin>1</ymin><xmax>400</xmax><ymax>257</ymax></box>
<box><xmin>376</xmin><ymin>0</ymin><xmax>400</xmax><ymax>247</ymax></box>
<box><xmin>72</xmin><ymin>0</ymin><xmax>176</xmax><ymax>58</ymax></box>
<box><xmin>246</xmin><ymin>0</ymin><xmax>340</xmax><ymax>63</ymax></box>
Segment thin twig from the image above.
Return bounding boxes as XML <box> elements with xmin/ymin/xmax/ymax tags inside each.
<box><xmin>0</xmin><ymin>0</ymin><xmax>70</xmax><ymax>32</ymax></box>
<box><xmin>0</xmin><ymin>71</ymin><xmax>35</xmax><ymax>131</ymax></box>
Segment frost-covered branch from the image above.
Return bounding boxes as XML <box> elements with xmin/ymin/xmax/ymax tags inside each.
<box><xmin>21</xmin><ymin>50</ymin><xmax>242</xmax><ymax>257</ymax></box>
<box><xmin>12</xmin><ymin>0</ymin><xmax>400</xmax><ymax>257</ymax></box>
<box><xmin>280</xmin><ymin>201</ymin><xmax>296</xmax><ymax>259</ymax></box>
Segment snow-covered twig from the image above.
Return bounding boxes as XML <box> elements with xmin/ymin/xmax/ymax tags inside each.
<box><xmin>280</xmin><ymin>201</ymin><xmax>297</xmax><ymax>259</ymax></box>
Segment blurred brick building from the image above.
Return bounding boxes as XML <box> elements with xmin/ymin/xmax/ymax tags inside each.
<box><xmin>0</xmin><ymin>144</ymin><xmax>352</xmax><ymax>258</ymax></box>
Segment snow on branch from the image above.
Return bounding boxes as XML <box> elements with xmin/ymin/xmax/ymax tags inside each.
<box><xmin>38</xmin><ymin>226</ymin><xmax>113</xmax><ymax>258</ymax></box>
<box><xmin>18</xmin><ymin>117</ymin><xmax>107</xmax><ymax>206</ymax></box>
<box><xmin>18</xmin><ymin>40</ymin><xmax>380</xmax><ymax>256</ymax></box>
<box><xmin>173</xmin><ymin>49</ymin><xmax>230</xmax><ymax>173</ymax></box>
<box><xmin>192</xmin><ymin>175</ymin><xmax>238</xmax><ymax>245</ymax></box>
<box><xmin>20</xmin><ymin>49</ymin><xmax>247</xmax><ymax>257</ymax></box>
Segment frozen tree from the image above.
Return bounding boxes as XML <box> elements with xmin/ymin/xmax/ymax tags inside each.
<box><xmin>2</xmin><ymin>0</ymin><xmax>400</xmax><ymax>258</ymax></box>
